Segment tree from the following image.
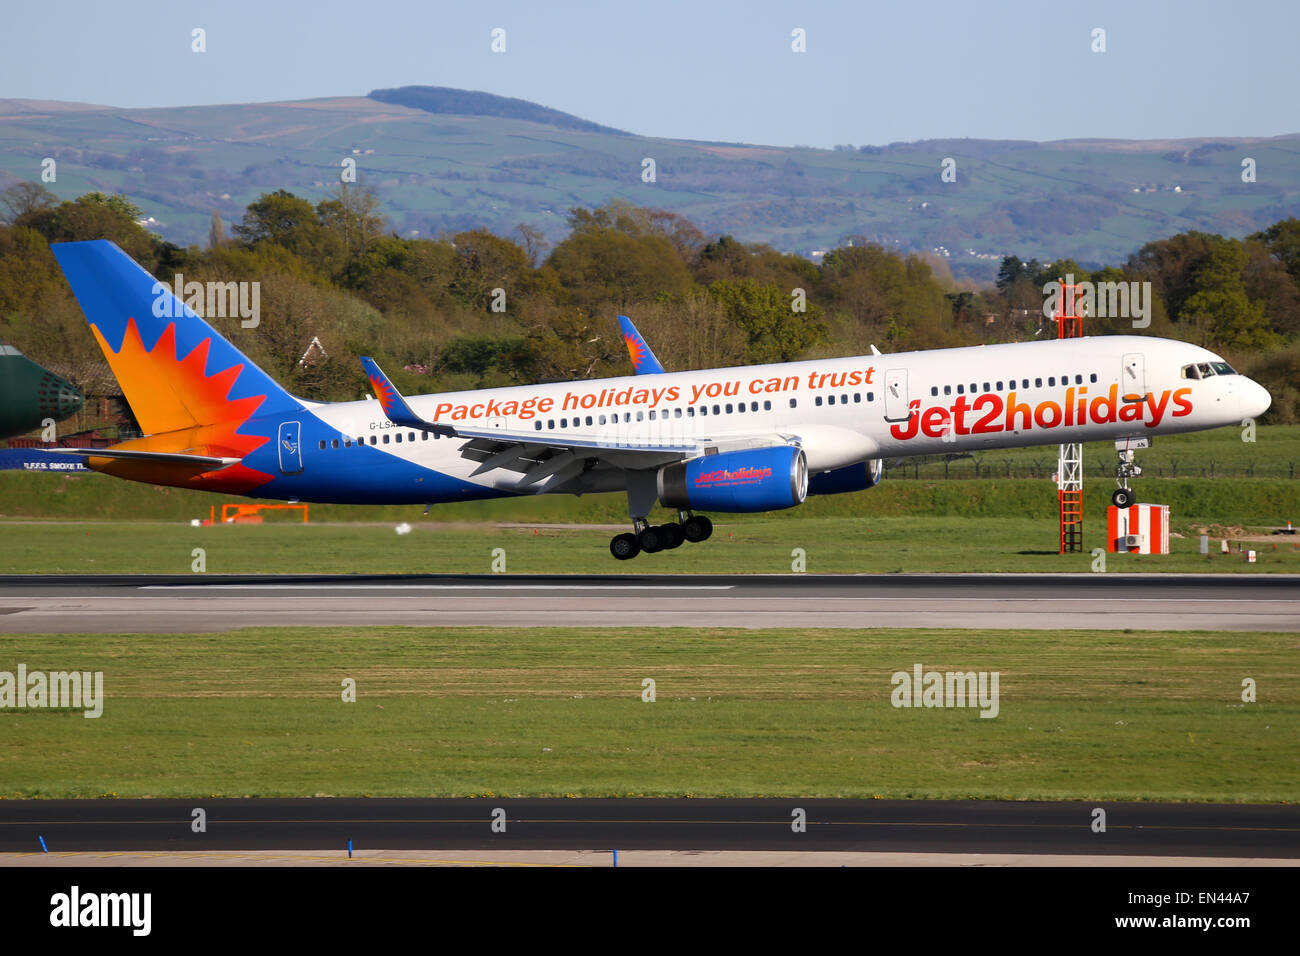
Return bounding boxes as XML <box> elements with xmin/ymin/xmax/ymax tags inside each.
<box><xmin>316</xmin><ymin>184</ymin><xmax>386</xmax><ymax>258</ymax></box>
<box><xmin>1179</xmin><ymin>240</ymin><xmax>1280</xmax><ymax>350</ymax></box>
<box><xmin>1250</xmin><ymin>218</ymin><xmax>1300</xmax><ymax>286</ymax></box>
<box><xmin>708</xmin><ymin>277</ymin><xmax>827</xmax><ymax>363</ymax></box>
<box><xmin>209</xmin><ymin>209</ymin><xmax>226</xmax><ymax>250</ymax></box>
<box><xmin>0</xmin><ymin>182</ymin><xmax>57</xmax><ymax>225</ymax></box>
<box><xmin>234</xmin><ymin>190</ymin><xmax>343</xmax><ymax>273</ymax></box>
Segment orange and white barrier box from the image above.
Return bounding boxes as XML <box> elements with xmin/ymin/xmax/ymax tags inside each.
<box><xmin>1107</xmin><ymin>503</ymin><xmax>1170</xmax><ymax>554</ymax></box>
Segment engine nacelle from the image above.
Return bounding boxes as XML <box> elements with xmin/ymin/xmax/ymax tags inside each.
<box><xmin>807</xmin><ymin>458</ymin><xmax>884</xmax><ymax>496</ymax></box>
<box><xmin>658</xmin><ymin>445</ymin><xmax>808</xmax><ymax>513</ymax></box>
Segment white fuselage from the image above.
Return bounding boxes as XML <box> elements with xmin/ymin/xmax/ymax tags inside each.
<box><xmin>309</xmin><ymin>334</ymin><xmax>1268</xmax><ymax>498</ymax></box>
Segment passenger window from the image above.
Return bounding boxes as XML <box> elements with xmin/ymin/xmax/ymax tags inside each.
<box><xmin>586</xmin><ymin>416</ymin><xmax>593</xmax><ymax>426</ymax></box>
<box><xmin>369</xmin><ymin>436</ymin><xmax>377</xmax><ymax>445</ymax></box>
<box><xmin>944</xmin><ymin>385</ymin><xmax>952</xmax><ymax>396</ymax></box>
<box><xmin>1035</xmin><ymin>378</ymin><xmax>1042</xmax><ymax>387</ymax></box>
<box><xmin>687</xmin><ymin>407</ymin><xmax>695</xmax><ymax>417</ymax></box>
<box><xmin>982</xmin><ymin>383</ymin><xmax>990</xmax><ymax>393</ymax></box>
<box><xmin>789</xmin><ymin>398</ymin><xmax>797</xmax><ymax>408</ymax></box>
<box><xmin>736</xmin><ymin>404</ymin><xmax>745</xmax><ymax>414</ymax></box>
<box><xmin>815</xmin><ymin>396</ymin><xmax>823</xmax><ymax>406</ymax></box>
<box><xmin>828</xmin><ymin>395</ymin><xmax>835</xmax><ymax>405</ymax></box>
<box><xmin>725</xmin><ymin>404</ymin><xmax>733</xmax><ymax>414</ymax></box>
<box><xmin>675</xmin><ymin>408</ymin><xmax>683</xmax><ymax>418</ymax></box>
<box><xmin>535</xmin><ymin>421</ymin><xmax>543</xmax><ymax>430</ymax></box>
<box><xmin>395</xmin><ymin>433</ymin><xmax>402</xmax><ymax>443</ymax></box>
<box><xmin>345</xmin><ymin>439</ymin><xmax>352</xmax><ymax>448</ymax></box>
<box><xmin>547</xmin><ymin>420</ymin><xmax>555</xmax><ymax>429</ymax></box>
<box><xmin>1090</xmin><ymin>373</ymin><xmax>1097</xmax><ymax>383</ymax></box>
<box><xmin>1048</xmin><ymin>377</ymin><xmax>1056</xmax><ymax>386</ymax></box>
<box><xmin>751</xmin><ymin>401</ymin><xmax>758</xmax><ymax>411</ymax></box>
<box><xmin>318</xmin><ymin>440</ymin><xmax>326</xmax><ymax>450</ymax></box>
<box><xmin>957</xmin><ymin>384</ymin><xmax>964</xmax><ymax>394</ymax></box>
<box><xmin>636</xmin><ymin>411</ymin><xmax>644</xmax><ymax>421</ymax></box>
<box><xmin>931</xmin><ymin>386</ymin><xmax>938</xmax><ymax>397</ymax></box>
<box><xmin>1074</xmin><ymin>375</ymin><xmax>1082</xmax><ymax>385</ymax></box>
<box><xmin>852</xmin><ymin>394</ymin><xmax>860</xmax><ymax>404</ymax></box>
<box><xmin>713</xmin><ymin>405</ymin><xmax>720</xmax><ymax>415</ymax></box>
<box><xmin>867</xmin><ymin>392</ymin><xmax>874</xmax><ymax>401</ymax></box>
<box><xmin>996</xmin><ymin>381</ymin><xmax>1003</xmax><ymax>391</ymax></box>
<box><xmin>649</xmin><ymin>410</ymin><xmax>656</xmax><ymax>420</ymax></box>
<box><xmin>764</xmin><ymin>400</ymin><xmax>772</xmax><ymax>410</ymax></box>
<box><xmin>382</xmin><ymin>434</ymin><xmax>390</xmax><ymax>444</ymax></box>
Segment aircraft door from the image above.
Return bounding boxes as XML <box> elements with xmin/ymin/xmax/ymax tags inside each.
<box><xmin>278</xmin><ymin>420</ymin><xmax>303</xmax><ymax>474</ymax></box>
<box><xmin>1121</xmin><ymin>353</ymin><xmax>1146</xmax><ymax>402</ymax></box>
<box><xmin>884</xmin><ymin>368</ymin><xmax>910</xmax><ymax>421</ymax></box>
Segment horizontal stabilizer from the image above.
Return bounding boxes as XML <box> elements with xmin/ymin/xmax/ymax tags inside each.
<box><xmin>47</xmin><ymin>447</ymin><xmax>241</xmax><ymax>468</ymax></box>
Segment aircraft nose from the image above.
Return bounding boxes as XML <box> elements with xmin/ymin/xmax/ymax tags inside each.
<box><xmin>1239</xmin><ymin>378</ymin><xmax>1272</xmax><ymax>420</ymax></box>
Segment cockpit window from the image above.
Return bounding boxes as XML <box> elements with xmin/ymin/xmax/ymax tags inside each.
<box><xmin>1181</xmin><ymin>361</ymin><xmax>1238</xmax><ymax>380</ymax></box>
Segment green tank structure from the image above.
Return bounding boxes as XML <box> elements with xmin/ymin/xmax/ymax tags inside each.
<box><xmin>0</xmin><ymin>344</ymin><xmax>84</xmax><ymax>440</ymax></box>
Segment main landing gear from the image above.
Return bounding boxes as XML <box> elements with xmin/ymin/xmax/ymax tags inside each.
<box><xmin>609</xmin><ymin>512</ymin><xmax>714</xmax><ymax>560</ymax></box>
<box><xmin>1111</xmin><ymin>443</ymin><xmax>1143</xmax><ymax>509</ymax></box>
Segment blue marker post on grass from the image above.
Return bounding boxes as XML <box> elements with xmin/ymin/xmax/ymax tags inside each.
<box><xmin>347</xmin><ymin>839</ymin><xmax>353</xmax><ymax>859</ymax></box>
<box><xmin>39</xmin><ymin>835</ymin><xmax>47</xmax><ymax>853</ymax></box>
<box><xmin>612</xmin><ymin>849</ymin><xmax>618</xmax><ymax>868</ymax></box>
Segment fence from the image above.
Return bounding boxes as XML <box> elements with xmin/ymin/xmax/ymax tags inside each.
<box><xmin>885</xmin><ymin>456</ymin><xmax>1299</xmax><ymax>480</ymax></box>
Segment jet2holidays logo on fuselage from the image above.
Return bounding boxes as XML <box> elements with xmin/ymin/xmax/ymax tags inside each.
<box><xmin>888</xmin><ymin>384</ymin><xmax>1193</xmax><ymax>441</ymax></box>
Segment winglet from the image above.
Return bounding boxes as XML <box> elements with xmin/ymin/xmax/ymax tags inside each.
<box><xmin>359</xmin><ymin>357</ymin><xmax>455</xmax><ymax>435</ymax></box>
<box><xmin>618</xmin><ymin>315</ymin><xmax>666</xmax><ymax>374</ymax></box>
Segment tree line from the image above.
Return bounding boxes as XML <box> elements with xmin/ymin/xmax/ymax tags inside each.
<box><xmin>1</xmin><ymin>180</ymin><xmax>1298</xmax><ymax>435</ymax></box>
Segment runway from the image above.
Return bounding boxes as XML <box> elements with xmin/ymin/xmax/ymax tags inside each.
<box><xmin>0</xmin><ymin>572</ymin><xmax>1296</xmax><ymax>633</ymax></box>
<box><xmin>0</xmin><ymin>798</ymin><xmax>1295</xmax><ymax>858</ymax></box>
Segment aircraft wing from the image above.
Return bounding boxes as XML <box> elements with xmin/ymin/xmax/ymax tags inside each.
<box><xmin>360</xmin><ymin>356</ymin><xmax>703</xmax><ymax>491</ymax></box>
<box><xmin>453</xmin><ymin>425</ymin><xmax>700</xmax><ymax>490</ymax></box>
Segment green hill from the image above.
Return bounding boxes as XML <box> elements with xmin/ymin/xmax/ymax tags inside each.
<box><xmin>1</xmin><ymin>88</ymin><xmax>1297</xmax><ymax>280</ymax></box>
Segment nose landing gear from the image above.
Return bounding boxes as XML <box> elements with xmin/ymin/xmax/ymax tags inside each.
<box><xmin>1111</xmin><ymin>440</ymin><xmax>1145</xmax><ymax>508</ymax></box>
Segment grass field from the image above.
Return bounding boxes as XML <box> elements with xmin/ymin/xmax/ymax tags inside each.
<box><xmin>2</xmin><ymin>515</ymin><xmax>1298</xmax><ymax>574</ymax></box>
<box><xmin>1</xmin><ymin>627</ymin><xmax>1293</xmax><ymax>802</ymax></box>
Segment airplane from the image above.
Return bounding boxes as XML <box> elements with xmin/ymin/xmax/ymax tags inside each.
<box><xmin>48</xmin><ymin>239</ymin><xmax>1271</xmax><ymax>560</ymax></box>
<box><xmin>0</xmin><ymin>343</ymin><xmax>84</xmax><ymax>440</ymax></box>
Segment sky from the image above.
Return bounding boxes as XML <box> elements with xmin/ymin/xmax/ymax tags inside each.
<box><xmin>2</xmin><ymin>0</ymin><xmax>1296</xmax><ymax>147</ymax></box>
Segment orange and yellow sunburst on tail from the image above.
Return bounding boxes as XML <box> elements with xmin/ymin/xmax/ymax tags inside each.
<box><xmin>624</xmin><ymin>332</ymin><xmax>646</xmax><ymax>368</ymax></box>
<box><xmin>368</xmin><ymin>373</ymin><xmax>400</xmax><ymax>417</ymax></box>
<box><xmin>85</xmin><ymin>316</ymin><xmax>274</xmax><ymax>492</ymax></box>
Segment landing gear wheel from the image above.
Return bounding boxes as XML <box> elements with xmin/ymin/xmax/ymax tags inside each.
<box><xmin>610</xmin><ymin>532</ymin><xmax>641</xmax><ymax>560</ymax></box>
<box><xmin>659</xmin><ymin>523</ymin><xmax>685</xmax><ymax>549</ymax></box>
<box><xmin>681</xmin><ymin>515</ymin><xmax>713</xmax><ymax>542</ymax></box>
<box><xmin>638</xmin><ymin>526</ymin><xmax>664</xmax><ymax>554</ymax></box>
<box><xmin>1112</xmin><ymin>488</ymin><xmax>1135</xmax><ymax>509</ymax></box>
